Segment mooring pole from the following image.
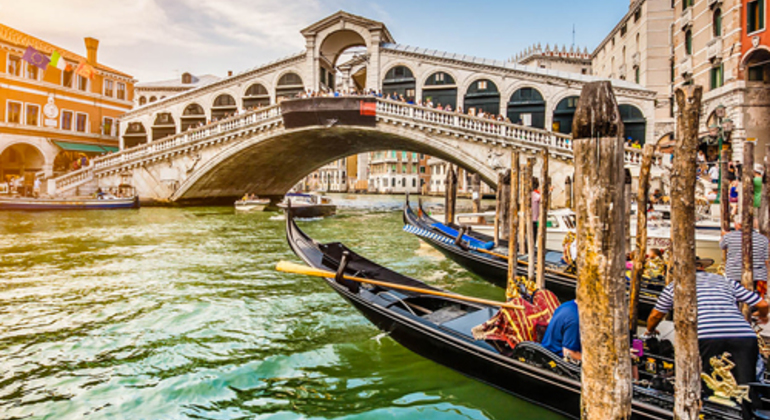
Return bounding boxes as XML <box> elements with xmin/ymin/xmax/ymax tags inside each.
<box><xmin>742</xmin><ymin>139</ymin><xmax>756</xmax><ymax>310</ymax></box>
<box><xmin>671</xmin><ymin>85</ymin><xmax>703</xmax><ymax>420</ymax></box>
<box><xmin>445</xmin><ymin>165</ymin><xmax>457</xmax><ymax>225</ymax></box>
<box><xmin>761</xmin><ymin>146</ymin><xmax>770</xmax><ymax>238</ymax></box>
<box><xmin>721</xmin><ymin>149</ymin><xmax>731</xmax><ymax>263</ymax></box>
<box><xmin>472</xmin><ymin>173</ymin><xmax>482</xmax><ymax>213</ymax></box>
<box><xmin>624</xmin><ymin>169</ymin><xmax>633</xmax><ymax>255</ymax></box>
<box><xmin>508</xmin><ymin>151</ymin><xmax>520</xmax><ymax>284</ymax></box>
<box><xmin>565</xmin><ymin>176</ymin><xmax>573</xmax><ymax>210</ymax></box>
<box><xmin>573</xmin><ymin>81</ymin><xmax>632</xmax><ymax>419</ymax></box>
<box><xmin>536</xmin><ymin>149</ymin><xmax>550</xmax><ymax>290</ymax></box>
<box><xmin>629</xmin><ymin>144</ymin><xmax>655</xmax><ymax>335</ymax></box>
<box><xmin>524</xmin><ymin>158</ymin><xmax>535</xmax><ymax>280</ymax></box>
<box><xmin>493</xmin><ymin>170</ymin><xmax>511</xmax><ymax>246</ymax></box>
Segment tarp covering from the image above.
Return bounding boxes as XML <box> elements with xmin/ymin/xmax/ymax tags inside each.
<box><xmin>53</xmin><ymin>141</ymin><xmax>116</xmax><ymax>154</ymax></box>
<box><xmin>281</xmin><ymin>97</ymin><xmax>377</xmax><ymax>129</ymax></box>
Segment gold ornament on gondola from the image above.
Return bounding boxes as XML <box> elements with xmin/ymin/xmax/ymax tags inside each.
<box><xmin>700</xmin><ymin>352</ymin><xmax>750</xmax><ymax>407</ymax></box>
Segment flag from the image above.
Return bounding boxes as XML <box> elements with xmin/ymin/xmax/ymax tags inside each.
<box><xmin>75</xmin><ymin>62</ymin><xmax>95</xmax><ymax>79</ymax></box>
<box><xmin>49</xmin><ymin>51</ymin><xmax>67</xmax><ymax>71</ymax></box>
<box><xmin>22</xmin><ymin>46</ymin><xmax>50</xmax><ymax>70</ymax></box>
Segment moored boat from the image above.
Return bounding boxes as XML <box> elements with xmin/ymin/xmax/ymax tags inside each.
<box><xmin>283</xmin><ymin>214</ymin><xmax>754</xmax><ymax>420</ymax></box>
<box><xmin>234</xmin><ymin>197</ymin><xmax>270</xmax><ymax>212</ymax></box>
<box><xmin>278</xmin><ymin>192</ymin><xmax>336</xmax><ymax>218</ymax></box>
<box><xmin>0</xmin><ymin>196</ymin><xmax>139</xmax><ymax>211</ymax></box>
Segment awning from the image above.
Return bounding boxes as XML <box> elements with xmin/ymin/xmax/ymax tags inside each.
<box><xmin>53</xmin><ymin>141</ymin><xmax>117</xmax><ymax>154</ymax></box>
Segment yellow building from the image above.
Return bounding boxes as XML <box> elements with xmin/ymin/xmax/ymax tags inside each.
<box><xmin>0</xmin><ymin>23</ymin><xmax>134</xmax><ymax>193</ymax></box>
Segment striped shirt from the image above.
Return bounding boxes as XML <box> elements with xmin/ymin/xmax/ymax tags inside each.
<box><xmin>720</xmin><ymin>230</ymin><xmax>769</xmax><ymax>281</ymax></box>
<box><xmin>654</xmin><ymin>272</ymin><xmax>762</xmax><ymax>340</ymax></box>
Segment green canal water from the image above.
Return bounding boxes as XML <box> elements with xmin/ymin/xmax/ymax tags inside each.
<box><xmin>0</xmin><ymin>194</ymin><xmax>565</xmax><ymax>420</ymax></box>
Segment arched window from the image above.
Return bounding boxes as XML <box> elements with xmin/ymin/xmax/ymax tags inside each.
<box><xmin>151</xmin><ymin>112</ymin><xmax>176</xmax><ymax>141</ymax></box>
<box><xmin>713</xmin><ymin>9</ymin><xmax>722</xmax><ymax>37</ymax></box>
<box><xmin>552</xmin><ymin>96</ymin><xmax>580</xmax><ymax>135</ymax></box>
<box><xmin>212</xmin><ymin>94</ymin><xmax>237</xmax><ymax>120</ymax></box>
<box><xmin>508</xmin><ymin>87</ymin><xmax>545</xmax><ymax>128</ymax></box>
<box><xmin>149</xmin><ymin>96</ymin><xmax>157</xmax><ymax>103</ymax></box>
<box><xmin>243</xmin><ymin>83</ymin><xmax>270</xmax><ymax>109</ymax></box>
<box><xmin>685</xmin><ymin>30</ymin><xmax>693</xmax><ymax>55</ymax></box>
<box><xmin>618</xmin><ymin>104</ymin><xmax>646</xmax><ymax>145</ymax></box>
<box><xmin>276</xmin><ymin>72</ymin><xmax>304</xmax><ymax>99</ymax></box>
<box><xmin>123</xmin><ymin>122</ymin><xmax>148</xmax><ymax>149</ymax></box>
<box><xmin>182</xmin><ymin>72</ymin><xmax>194</xmax><ymax>84</ymax></box>
<box><xmin>383</xmin><ymin>66</ymin><xmax>416</xmax><ymax>103</ymax></box>
<box><xmin>464</xmin><ymin>79</ymin><xmax>500</xmax><ymax>115</ymax></box>
<box><xmin>138</xmin><ymin>96</ymin><xmax>147</xmax><ymax>106</ymax></box>
<box><xmin>181</xmin><ymin>103</ymin><xmax>206</xmax><ymax>131</ymax></box>
<box><xmin>423</xmin><ymin>71</ymin><xmax>457</xmax><ymax>108</ymax></box>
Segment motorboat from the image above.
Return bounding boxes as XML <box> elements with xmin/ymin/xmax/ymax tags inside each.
<box><xmin>234</xmin><ymin>197</ymin><xmax>270</xmax><ymax>212</ymax></box>
<box><xmin>0</xmin><ymin>195</ymin><xmax>139</xmax><ymax>211</ymax></box>
<box><xmin>277</xmin><ymin>192</ymin><xmax>336</xmax><ymax>218</ymax></box>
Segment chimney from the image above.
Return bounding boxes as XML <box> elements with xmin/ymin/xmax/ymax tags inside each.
<box><xmin>227</xmin><ymin>70</ymin><xmax>233</xmax><ymax>77</ymax></box>
<box><xmin>84</xmin><ymin>37</ymin><xmax>99</xmax><ymax>65</ymax></box>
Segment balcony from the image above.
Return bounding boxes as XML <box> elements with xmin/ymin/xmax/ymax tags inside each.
<box><xmin>706</xmin><ymin>38</ymin><xmax>723</xmax><ymax>62</ymax></box>
<box><xmin>679</xmin><ymin>55</ymin><xmax>693</xmax><ymax>76</ymax></box>
<box><xmin>632</xmin><ymin>52</ymin><xmax>641</xmax><ymax>67</ymax></box>
<box><xmin>680</xmin><ymin>8</ymin><xmax>693</xmax><ymax>30</ymax></box>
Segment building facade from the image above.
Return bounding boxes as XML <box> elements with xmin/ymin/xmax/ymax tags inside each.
<box><xmin>134</xmin><ymin>73</ymin><xmax>220</xmax><ymax>108</ymax></box>
<box><xmin>592</xmin><ymin>0</ymin><xmax>676</xmax><ymax>142</ymax></box>
<box><xmin>739</xmin><ymin>0</ymin><xmax>770</xmax><ymax>152</ymax></box>
<box><xmin>512</xmin><ymin>44</ymin><xmax>593</xmax><ymax>75</ymax></box>
<box><xmin>0</xmin><ymin>23</ymin><xmax>134</xmax><ymax>192</ymax></box>
<box><xmin>368</xmin><ymin>150</ymin><xmax>422</xmax><ymax>194</ymax></box>
<box><xmin>427</xmin><ymin>158</ymin><xmax>494</xmax><ymax>196</ymax></box>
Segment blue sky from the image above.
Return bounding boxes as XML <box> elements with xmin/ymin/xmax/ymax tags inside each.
<box><xmin>0</xmin><ymin>0</ymin><xmax>630</xmax><ymax>82</ymax></box>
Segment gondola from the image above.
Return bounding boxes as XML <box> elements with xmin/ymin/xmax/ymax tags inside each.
<box><xmin>403</xmin><ymin>199</ymin><xmax>664</xmax><ymax>321</ymax></box>
<box><xmin>0</xmin><ymin>195</ymin><xmax>139</xmax><ymax>211</ymax></box>
<box><xmin>284</xmin><ymin>214</ymin><xmax>755</xmax><ymax>420</ymax></box>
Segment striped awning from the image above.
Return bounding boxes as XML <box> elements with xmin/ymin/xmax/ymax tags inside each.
<box><xmin>53</xmin><ymin>141</ymin><xmax>118</xmax><ymax>154</ymax></box>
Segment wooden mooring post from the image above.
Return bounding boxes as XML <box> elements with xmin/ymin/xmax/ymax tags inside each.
<box><xmin>572</xmin><ymin>81</ymin><xmax>632</xmax><ymax>419</ymax></box>
<box><xmin>508</xmin><ymin>151</ymin><xmax>520</xmax><ymax>284</ymax></box>
<box><xmin>761</xmin><ymin>145</ymin><xmax>770</xmax><ymax>238</ymax></box>
<box><xmin>742</xmin><ymin>139</ymin><xmax>756</xmax><ymax>307</ymax></box>
<box><xmin>721</xmin><ymin>149</ymin><xmax>731</xmax><ymax>263</ymax></box>
<box><xmin>445</xmin><ymin>164</ymin><xmax>457</xmax><ymax>225</ymax></box>
<box><xmin>524</xmin><ymin>158</ymin><xmax>535</xmax><ymax>280</ymax></box>
<box><xmin>629</xmin><ymin>144</ymin><xmax>655</xmax><ymax>334</ymax></box>
<box><xmin>471</xmin><ymin>173</ymin><xmax>482</xmax><ymax>214</ymax></box>
<box><xmin>671</xmin><ymin>85</ymin><xmax>703</xmax><ymax>420</ymax></box>
<box><xmin>493</xmin><ymin>169</ymin><xmax>511</xmax><ymax>246</ymax></box>
<box><xmin>536</xmin><ymin>149</ymin><xmax>550</xmax><ymax>289</ymax></box>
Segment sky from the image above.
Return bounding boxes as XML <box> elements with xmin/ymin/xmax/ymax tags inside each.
<box><xmin>0</xmin><ymin>0</ymin><xmax>630</xmax><ymax>82</ymax></box>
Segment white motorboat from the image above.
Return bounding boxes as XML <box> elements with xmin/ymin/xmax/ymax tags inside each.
<box><xmin>234</xmin><ymin>197</ymin><xmax>270</xmax><ymax>212</ymax></box>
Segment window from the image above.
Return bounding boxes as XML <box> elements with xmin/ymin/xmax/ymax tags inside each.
<box><xmin>412</xmin><ymin>178</ymin><xmax>417</xmax><ymax>188</ymax></box>
<box><xmin>621</xmin><ymin>24</ymin><xmax>627</xmax><ymax>37</ymax></box>
<box><xmin>26</xmin><ymin>64</ymin><xmax>38</xmax><ymax>80</ymax></box>
<box><xmin>138</xmin><ymin>96</ymin><xmax>147</xmax><ymax>106</ymax></box>
<box><xmin>713</xmin><ymin>9</ymin><xmax>722</xmax><ymax>37</ymax></box>
<box><xmin>391</xmin><ymin>178</ymin><xmax>396</xmax><ymax>187</ymax></box>
<box><xmin>6</xmin><ymin>101</ymin><xmax>21</xmax><ymax>123</ymax></box>
<box><xmin>76</xmin><ymin>113</ymin><xmax>88</xmax><ymax>132</ymax></box>
<box><xmin>104</xmin><ymin>79</ymin><xmax>114</xmax><ymax>97</ymax></box>
<box><xmin>77</xmin><ymin>75</ymin><xmax>88</xmax><ymax>91</ymax></box>
<box><xmin>103</xmin><ymin>117</ymin><xmax>114</xmax><ymax>135</ymax></box>
<box><xmin>62</xmin><ymin>68</ymin><xmax>73</xmax><ymax>87</ymax></box>
<box><xmin>685</xmin><ymin>30</ymin><xmax>693</xmax><ymax>55</ymax></box>
<box><xmin>683</xmin><ymin>0</ymin><xmax>693</xmax><ymax>10</ymax></box>
<box><xmin>634</xmin><ymin>8</ymin><xmax>642</xmax><ymax>22</ymax></box>
<box><xmin>7</xmin><ymin>55</ymin><xmax>21</xmax><ymax>76</ymax></box>
<box><xmin>420</xmin><ymin>166</ymin><xmax>426</xmax><ymax>174</ymax></box>
<box><xmin>749</xmin><ymin>66</ymin><xmax>765</xmax><ymax>81</ymax></box>
<box><xmin>25</xmin><ymin>104</ymin><xmax>39</xmax><ymax>126</ymax></box>
<box><xmin>61</xmin><ymin>110</ymin><xmax>73</xmax><ymax>130</ymax></box>
<box><xmin>710</xmin><ymin>64</ymin><xmax>724</xmax><ymax>89</ymax></box>
<box><xmin>747</xmin><ymin>0</ymin><xmax>765</xmax><ymax>33</ymax></box>
<box><xmin>402</xmin><ymin>151</ymin><xmax>407</xmax><ymax>159</ymax></box>
<box><xmin>117</xmin><ymin>82</ymin><xmax>126</xmax><ymax>100</ymax></box>
<box><xmin>478</xmin><ymin>80</ymin><xmax>488</xmax><ymax>90</ymax></box>
<box><xmin>436</xmin><ymin>72</ymin><xmax>445</xmax><ymax>82</ymax></box>
<box><xmin>635</xmin><ymin>67</ymin><xmax>641</xmax><ymax>84</ymax></box>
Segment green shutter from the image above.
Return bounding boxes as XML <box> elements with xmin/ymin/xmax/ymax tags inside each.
<box><xmin>761</xmin><ymin>0</ymin><xmax>766</xmax><ymax>30</ymax></box>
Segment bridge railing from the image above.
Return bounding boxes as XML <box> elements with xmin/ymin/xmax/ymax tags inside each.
<box><xmin>53</xmin><ymin>104</ymin><xmax>283</xmax><ymax>192</ymax></box>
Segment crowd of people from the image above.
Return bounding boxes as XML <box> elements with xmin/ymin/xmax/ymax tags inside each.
<box><xmin>0</xmin><ymin>175</ymin><xmax>42</xmax><ymax>198</ymax></box>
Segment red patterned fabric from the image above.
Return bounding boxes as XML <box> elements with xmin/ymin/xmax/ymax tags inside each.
<box><xmin>472</xmin><ymin>291</ymin><xmax>561</xmax><ymax>349</ymax></box>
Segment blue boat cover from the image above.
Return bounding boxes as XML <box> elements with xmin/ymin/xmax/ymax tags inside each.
<box><xmin>429</xmin><ymin>223</ymin><xmax>495</xmax><ymax>250</ymax></box>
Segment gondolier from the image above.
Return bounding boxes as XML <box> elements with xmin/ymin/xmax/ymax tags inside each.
<box><xmin>645</xmin><ymin>258</ymin><xmax>769</xmax><ymax>390</ymax></box>
<box><xmin>721</xmin><ymin>214</ymin><xmax>770</xmax><ymax>297</ymax></box>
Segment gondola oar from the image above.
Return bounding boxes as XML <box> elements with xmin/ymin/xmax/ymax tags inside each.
<box><xmin>276</xmin><ymin>261</ymin><xmax>525</xmax><ymax>310</ymax></box>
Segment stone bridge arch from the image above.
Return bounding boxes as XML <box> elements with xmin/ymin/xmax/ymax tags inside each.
<box><xmin>171</xmin><ymin>124</ymin><xmax>498</xmax><ymax>204</ymax></box>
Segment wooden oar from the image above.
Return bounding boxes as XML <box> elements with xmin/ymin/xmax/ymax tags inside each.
<box><xmin>276</xmin><ymin>261</ymin><xmax>524</xmax><ymax>310</ymax></box>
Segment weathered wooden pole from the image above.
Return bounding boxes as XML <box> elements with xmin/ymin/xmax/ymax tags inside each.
<box><xmin>671</xmin><ymin>85</ymin><xmax>703</xmax><ymax>420</ymax></box>
<box><xmin>508</xmin><ymin>151</ymin><xmax>521</xmax><ymax>284</ymax></box>
<box><xmin>624</xmin><ymin>169</ymin><xmax>633</xmax><ymax>254</ymax></box>
<box><xmin>572</xmin><ymin>81</ymin><xmax>632</xmax><ymax>420</ymax></box>
<box><xmin>761</xmin><ymin>146</ymin><xmax>770</xmax><ymax>238</ymax></box>
<box><xmin>536</xmin><ymin>149</ymin><xmax>550</xmax><ymax>289</ymax></box>
<box><xmin>445</xmin><ymin>165</ymin><xmax>458</xmax><ymax>225</ymax></box>
<box><xmin>721</xmin><ymin>149</ymin><xmax>731</xmax><ymax>263</ymax></box>
<box><xmin>524</xmin><ymin>158</ymin><xmax>535</xmax><ymax>280</ymax></box>
<box><xmin>742</xmin><ymin>139</ymin><xmax>756</xmax><ymax>297</ymax></box>
<box><xmin>493</xmin><ymin>170</ymin><xmax>511</xmax><ymax>246</ymax></box>
<box><xmin>629</xmin><ymin>144</ymin><xmax>655</xmax><ymax>335</ymax></box>
<box><xmin>565</xmin><ymin>176</ymin><xmax>573</xmax><ymax>210</ymax></box>
<box><xmin>471</xmin><ymin>173</ymin><xmax>482</xmax><ymax>214</ymax></box>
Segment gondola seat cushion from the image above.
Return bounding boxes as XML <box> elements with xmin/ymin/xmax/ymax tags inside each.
<box><xmin>439</xmin><ymin>308</ymin><xmax>498</xmax><ymax>337</ymax></box>
<box><xmin>430</xmin><ymin>223</ymin><xmax>495</xmax><ymax>250</ymax></box>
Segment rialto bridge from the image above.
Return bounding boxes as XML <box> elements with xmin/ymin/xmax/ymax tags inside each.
<box><xmin>48</xmin><ymin>11</ymin><xmax>665</xmax><ymax>205</ymax></box>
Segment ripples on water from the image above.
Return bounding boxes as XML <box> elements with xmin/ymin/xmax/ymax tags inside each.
<box><xmin>0</xmin><ymin>194</ymin><xmax>563</xmax><ymax>420</ymax></box>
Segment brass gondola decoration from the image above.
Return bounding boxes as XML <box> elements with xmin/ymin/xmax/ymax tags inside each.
<box><xmin>701</xmin><ymin>352</ymin><xmax>750</xmax><ymax>407</ymax></box>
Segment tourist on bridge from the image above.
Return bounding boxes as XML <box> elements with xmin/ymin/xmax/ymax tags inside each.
<box><xmin>646</xmin><ymin>257</ymin><xmax>769</xmax><ymax>389</ymax></box>
<box><xmin>721</xmin><ymin>214</ymin><xmax>770</xmax><ymax>297</ymax></box>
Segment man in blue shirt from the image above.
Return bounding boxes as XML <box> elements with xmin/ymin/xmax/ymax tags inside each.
<box><xmin>541</xmin><ymin>300</ymin><xmax>581</xmax><ymax>360</ymax></box>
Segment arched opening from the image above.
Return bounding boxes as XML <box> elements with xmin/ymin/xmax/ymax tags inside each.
<box><xmin>618</xmin><ymin>104</ymin><xmax>646</xmax><ymax>145</ymax></box>
<box><xmin>212</xmin><ymin>94</ymin><xmax>237</xmax><ymax>120</ymax></box>
<box><xmin>423</xmin><ymin>72</ymin><xmax>457</xmax><ymax>109</ymax></box>
<box><xmin>382</xmin><ymin>65</ymin><xmax>416</xmax><ymax>103</ymax></box>
<box><xmin>181</xmin><ymin>103</ymin><xmax>207</xmax><ymax>131</ymax></box>
<box><xmin>276</xmin><ymin>73</ymin><xmax>304</xmax><ymax>101</ymax></box>
<box><xmin>507</xmin><ymin>87</ymin><xmax>546</xmax><ymax>128</ymax></box>
<box><xmin>123</xmin><ymin>122</ymin><xmax>148</xmax><ymax>149</ymax></box>
<box><xmin>552</xmin><ymin>96</ymin><xmax>580</xmax><ymax>134</ymax></box>
<box><xmin>713</xmin><ymin>8</ymin><xmax>722</xmax><ymax>37</ymax></box>
<box><xmin>138</xmin><ymin>96</ymin><xmax>147</xmax><ymax>106</ymax></box>
<box><xmin>319</xmin><ymin>30</ymin><xmax>367</xmax><ymax>92</ymax></box>
<box><xmin>464</xmin><ymin>79</ymin><xmax>500</xmax><ymax>115</ymax></box>
<box><xmin>149</xmin><ymin>96</ymin><xmax>157</xmax><ymax>103</ymax></box>
<box><xmin>243</xmin><ymin>83</ymin><xmax>270</xmax><ymax>109</ymax></box>
<box><xmin>151</xmin><ymin>113</ymin><xmax>176</xmax><ymax>141</ymax></box>
<box><xmin>745</xmin><ymin>48</ymin><xmax>770</xmax><ymax>83</ymax></box>
<box><xmin>0</xmin><ymin>143</ymin><xmax>45</xmax><ymax>192</ymax></box>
